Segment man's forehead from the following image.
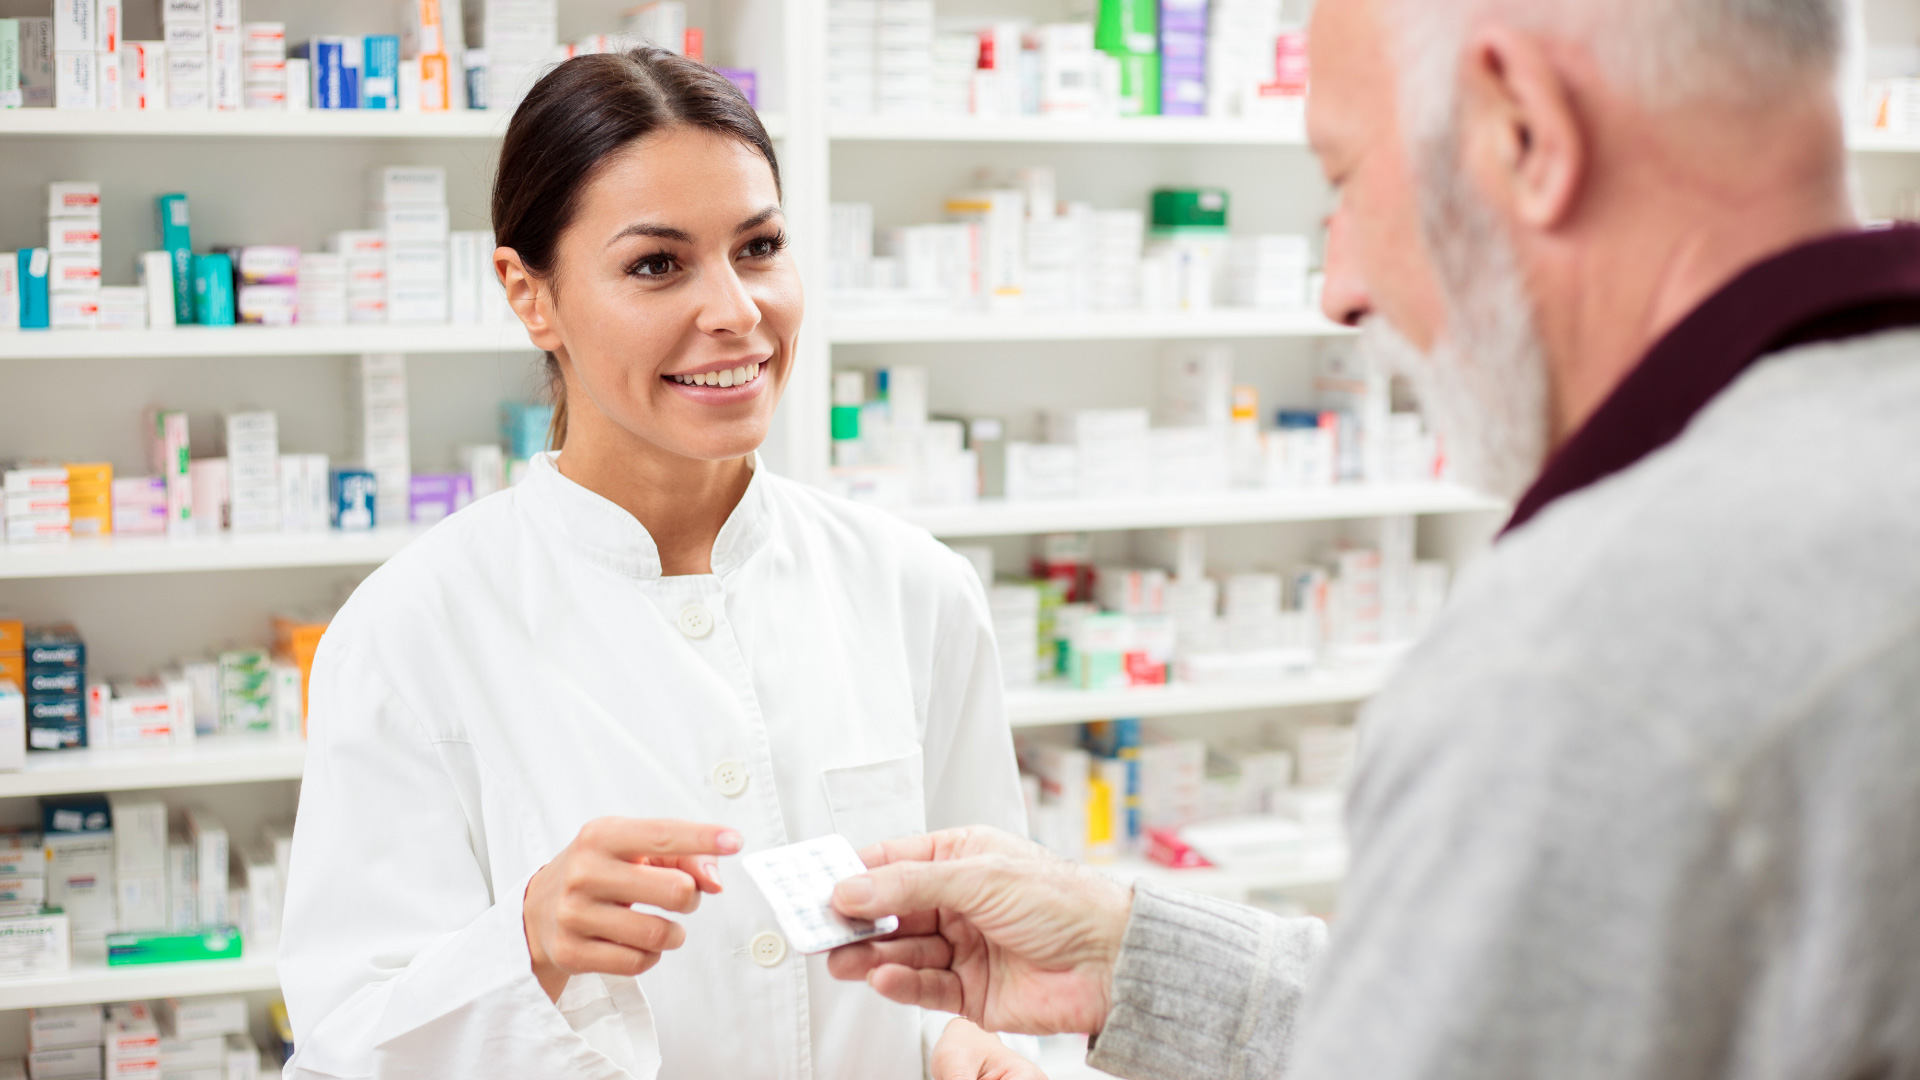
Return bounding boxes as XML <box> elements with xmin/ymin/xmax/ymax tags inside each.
<box><xmin>1307</xmin><ymin>0</ymin><xmax>1396</xmax><ymax>151</ymax></box>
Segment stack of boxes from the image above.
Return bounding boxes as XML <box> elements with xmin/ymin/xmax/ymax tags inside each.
<box><xmin>210</xmin><ymin>0</ymin><xmax>242</xmax><ymax>110</ymax></box>
<box><xmin>232</xmin><ymin>245</ymin><xmax>298</xmax><ymax>326</ymax></box>
<box><xmin>25</xmin><ymin>627</ymin><xmax>86</xmax><ymax>751</ymax></box>
<box><xmin>222</xmin><ymin>411</ymin><xmax>280</xmax><ymax>534</ymax></box>
<box><xmin>278</xmin><ymin>452</ymin><xmax>334</xmax><ymax>534</ymax></box>
<box><xmin>1159</xmin><ymin>0</ymin><xmax>1207</xmax><ymax>116</ymax></box>
<box><xmin>159</xmin><ymin>996</ymin><xmax>261</xmax><ymax>1078</ymax></box>
<box><xmin>351</xmin><ymin>353</ymin><xmax>412</xmax><ymax>526</ymax></box>
<box><xmin>44</xmin><ymin>797</ymin><xmax>115</xmax><ymax>949</ymax></box>
<box><xmin>1228</xmin><ymin>234</ymin><xmax>1311</xmax><ymax>310</ymax></box>
<box><xmin>1206</xmin><ymin>0</ymin><xmax>1284</xmax><ymax>118</ymax></box>
<box><xmin>48</xmin><ymin>181</ymin><xmax>101</xmax><ymax>329</ymax></box>
<box><xmin>877</xmin><ymin>0</ymin><xmax>934</xmax><ymax>115</ymax></box>
<box><xmin>334</xmin><ymin>229</ymin><xmax>386</xmax><ymax>324</ymax></box>
<box><xmin>4</xmin><ymin>466</ymin><xmax>71</xmax><ymax>545</ymax></box>
<box><xmin>371</xmin><ymin>166</ymin><xmax>450</xmax><ymax>325</ymax></box>
<box><xmin>163</xmin><ymin>0</ymin><xmax>210</xmax><ymax>110</ymax></box>
<box><xmin>217</xmin><ymin>648</ymin><xmax>271</xmax><ymax>733</ymax></box>
<box><xmin>0</xmin><ymin>618</ymin><xmax>21</xmax><ymax>764</ymax></box>
<box><xmin>27</xmin><ymin>1004</ymin><xmax>103</xmax><ymax>1080</ymax></box>
<box><xmin>827</xmin><ymin>0</ymin><xmax>877</xmax><ymax>115</ymax></box>
<box><xmin>0</xmin><ymin>821</ymin><xmax>40</xmax><ymax>918</ymax></box>
<box><xmin>111</xmin><ymin>797</ymin><xmax>168</xmax><ymax>933</ymax></box>
<box><xmin>65</xmin><ymin>463</ymin><xmax>111</xmax><ymax>537</ymax></box>
<box><xmin>111</xmin><ymin>475</ymin><xmax>169</xmax><ymax>536</ymax></box>
<box><xmin>400</xmin><ymin>0</ymin><xmax>460</xmax><ymax>112</ymax></box>
<box><xmin>147</xmin><ymin>409</ymin><xmax>193</xmax><ymax>536</ymax></box>
<box><xmin>931</xmin><ymin>31</ymin><xmax>975</xmax><ymax>115</ymax></box>
<box><xmin>296</xmin><ymin>251</ymin><xmax>347</xmax><ymax>325</ymax></box>
<box><xmin>1096</xmin><ymin>0</ymin><xmax>1159</xmax><ymax>117</ymax></box>
<box><xmin>989</xmin><ymin>585</ymin><xmax>1042</xmax><ymax>688</ymax></box>
<box><xmin>184</xmin><ymin>808</ymin><xmax>229</xmax><ymax>931</ymax></box>
<box><xmin>1049</xmin><ymin>408</ymin><xmax>1152</xmax><ymax>499</ymax></box>
<box><xmin>104</xmin><ymin>1001</ymin><xmax>162</xmax><ymax>1079</ymax></box>
<box><xmin>1030</xmin><ymin>23</ymin><xmax>1099</xmax><ymax>118</ymax></box>
<box><xmin>465</xmin><ymin>0</ymin><xmax>558</xmax><ymax>114</ymax></box>
<box><xmin>241</xmin><ymin>20</ymin><xmax>287</xmax><ymax>108</ymax></box>
<box><xmin>52</xmin><ymin>0</ymin><xmax>117</xmax><ymax>109</ymax></box>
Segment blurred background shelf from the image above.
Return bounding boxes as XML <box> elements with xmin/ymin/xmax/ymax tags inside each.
<box><xmin>0</xmin><ymin>952</ymin><xmax>279</xmax><ymax>1011</ymax></box>
<box><xmin>830</xmin><ymin>114</ymin><xmax>1307</xmax><ymax>145</ymax></box>
<box><xmin>0</xmin><ymin>325</ymin><xmax>536</xmax><ymax>361</ymax></box>
<box><xmin>0</xmin><ymin>735</ymin><xmax>306</xmax><ymax>798</ymax></box>
<box><xmin>1005</xmin><ymin>667</ymin><xmax>1389</xmax><ymax>726</ymax></box>
<box><xmin>0</xmin><ymin>528</ymin><xmax>427</xmax><ymax>580</ymax></box>
<box><xmin>828</xmin><ymin>309</ymin><xmax>1352</xmax><ymax>344</ymax></box>
<box><xmin>0</xmin><ymin>108</ymin><xmax>785</xmax><ymax>141</ymax></box>
<box><xmin>900</xmin><ymin>486</ymin><xmax>1507</xmax><ymax>538</ymax></box>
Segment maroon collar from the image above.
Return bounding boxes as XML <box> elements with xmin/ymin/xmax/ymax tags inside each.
<box><xmin>1505</xmin><ymin>224</ymin><xmax>1920</xmax><ymax>535</ymax></box>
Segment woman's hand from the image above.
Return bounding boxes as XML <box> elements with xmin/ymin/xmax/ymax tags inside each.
<box><xmin>931</xmin><ymin>1018</ymin><xmax>1047</xmax><ymax>1080</ymax></box>
<box><xmin>523</xmin><ymin>818</ymin><xmax>742</xmax><ymax>1001</ymax></box>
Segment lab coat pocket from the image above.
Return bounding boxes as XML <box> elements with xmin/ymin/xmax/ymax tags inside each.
<box><xmin>821</xmin><ymin>751</ymin><xmax>928</xmax><ymax>852</ymax></box>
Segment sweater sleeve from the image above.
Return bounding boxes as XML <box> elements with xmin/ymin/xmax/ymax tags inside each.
<box><xmin>1087</xmin><ymin>881</ymin><xmax>1328</xmax><ymax>1080</ymax></box>
<box><xmin>278</xmin><ymin>626</ymin><xmax>655</xmax><ymax>1080</ymax></box>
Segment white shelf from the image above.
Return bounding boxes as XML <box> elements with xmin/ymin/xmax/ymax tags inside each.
<box><xmin>831</xmin><ymin>113</ymin><xmax>1306</xmax><ymax>146</ymax></box>
<box><xmin>1101</xmin><ymin>853</ymin><xmax>1347</xmax><ymax>901</ymax></box>
<box><xmin>1849</xmin><ymin>129</ymin><xmax>1920</xmax><ymax>154</ymax></box>
<box><xmin>0</xmin><ymin>109</ymin><xmax>787</xmax><ymax>141</ymax></box>
<box><xmin>829</xmin><ymin>309</ymin><xmax>1351</xmax><ymax>344</ymax></box>
<box><xmin>900</xmin><ymin>485</ymin><xmax>1507</xmax><ymax>538</ymax></box>
<box><xmin>1005</xmin><ymin>667</ymin><xmax>1388</xmax><ymax>727</ymax></box>
<box><xmin>0</xmin><ymin>324</ymin><xmax>537</xmax><ymax>361</ymax></box>
<box><xmin>0</xmin><ymin>951</ymin><xmax>277</xmax><ymax>1011</ymax></box>
<box><xmin>0</xmin><ymin>528</ymin><xmax>426</xmax><ymax>580</ymax></box>
<box><xmin>0</xmin><ymin>734</ymin><xmax>305</xmax><ymax>798</ymax></box>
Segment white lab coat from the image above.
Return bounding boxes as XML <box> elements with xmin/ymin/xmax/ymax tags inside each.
<box><xmin>279</xmin><ymin>453</ymin><xmax>1028</xmax><ymax>1079</ymax></box>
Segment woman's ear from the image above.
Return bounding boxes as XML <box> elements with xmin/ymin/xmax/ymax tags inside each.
<box><xmin>496</xmin><ymin>247</ymin><xmax>565</xmax><ymax>353</ymax></box>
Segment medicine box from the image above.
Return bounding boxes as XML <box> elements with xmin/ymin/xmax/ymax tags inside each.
<box><xmin>0</xmin><ymin>685</ymin><xmax>22</xmax><ymax>772</ymax></box>
<box><xmin>159</xmin><ymin>994</ymin><xmax>246</xmax><ymax>1039</ymax></box>
<box><xmin>107</xmin><ymin>926</ymin><xmax>243</xmax><ymax>966</ymax></box>
<box><xmin>29</xmin><ymin>1003</ymin><xmax>102</xmax><ymax>1052</ymax></box>
<box><xmin>0</xmin><ymin>912</ymin><xmax>70</xmax><ymax>978</ymax></box>
<box><xmin>25</xmin><ymin>1044</ymin><xmax>98</xmax><ymax>1079</ymax></box>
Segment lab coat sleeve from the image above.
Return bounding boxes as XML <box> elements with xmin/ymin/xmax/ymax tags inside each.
<box><xmin>279</xmin><ymin>627</ymin><xmax>643</xmax><ymax>1080</ymax></box>
<box><xmin>915</xmin><ymin>548</ymin><xmax>1038</xmax><ymax>1068</ymax></box>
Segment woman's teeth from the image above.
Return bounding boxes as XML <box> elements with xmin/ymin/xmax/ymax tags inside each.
<box><xmin>669</xmin><ymin>362</ymin><xmax>763</xmax><ymax>388</ymax></box>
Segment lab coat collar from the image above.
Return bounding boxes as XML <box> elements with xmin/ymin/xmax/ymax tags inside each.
<box><xmin>519</xmin><ymin>451</ymin><xmax>773</xmax><ymax>580</ymax></box>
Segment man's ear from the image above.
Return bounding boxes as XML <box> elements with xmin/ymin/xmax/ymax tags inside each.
<box><xmin>496</xmin><ymin>247</ymin><xmax>565</xmax><ymax>353</ymax></box>
<box><xmin>1457</xmin><ymin>26</ymin><xmax>1586</xmax><ymax>230</ymax></box>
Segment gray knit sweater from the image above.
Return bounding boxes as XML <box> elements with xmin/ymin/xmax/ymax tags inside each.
<box><xmin>1089</xmin><ymin>330</ymin><xmax>1920</xmax><ymax>1080</ymax></box>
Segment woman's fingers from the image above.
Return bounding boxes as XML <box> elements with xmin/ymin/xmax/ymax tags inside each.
<box><xmin>562</xmin><ymin>902</ymin><xmax>687</xmax><ymax>956</ymax></box>
<box><xmin>580</xmin><ymin>817</ymin><xmax>743</xmax><ymax>862</ymax></box>
<box><xmin>546</xmin><ymin>936</ymin><xmax>668</xmax><ymax>979</ymax></box>
<box><xmin>579</xmin><ymin>858</ymin><xmax>706</xmax><ymax>914</ymax></box>
<box><xmin>656</xmin><ymin>853</ymin><xmax>726</xmax><ymax>894</ymax></box>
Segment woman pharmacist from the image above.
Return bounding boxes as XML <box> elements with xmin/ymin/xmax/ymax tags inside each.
<box><xmin>278</xmin><ymin>50</ymin><xmax>1035</xmax><ymax>1080</ymax></box>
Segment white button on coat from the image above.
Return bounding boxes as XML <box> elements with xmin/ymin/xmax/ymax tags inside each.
<box><xmin>677</xmin><ymin>603</ymin><xmax>714</xmax><ymax>639</ymax></box>
<box><xmin>711</xmin><ymin>760</ymin><xmax>749</xmax><ymax>798</ymax></box>
<box><xmin>749</xmin><ymin>931</ymin><xmax>788</xmax><ymax>967</ymax></box>
<box><xmin>279</xmin><ymin>453</ymin><xmax>1027</xmax><ymax>1080</ymax></box>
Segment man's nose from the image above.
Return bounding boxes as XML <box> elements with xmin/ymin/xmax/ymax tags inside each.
<box><xmin>1320</xmin><ymin>206</ymin><xmax>1372</xmax><ymax>327</ymax></box>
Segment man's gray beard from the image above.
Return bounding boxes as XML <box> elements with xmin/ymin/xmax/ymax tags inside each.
<box><xmin>1357</xmin><ymin>156</ymin><xmax>1553</xmax><ymax>504</ymax></box>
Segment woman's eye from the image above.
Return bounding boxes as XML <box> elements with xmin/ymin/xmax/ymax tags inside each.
<box><xmin>741</xmin><ymin>235</ymin><xmax>786</xmax><ymax>260</ymax></box>
<box><xmin>630</xmin><ymin>255</ymin><xmax>676</xmax><ymax>277</ymax></box>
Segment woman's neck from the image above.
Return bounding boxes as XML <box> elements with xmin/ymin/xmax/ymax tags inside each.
<box><xmin>556</xmin><ymin>428</ymin><xmax>753</xmax><ymax>577</ymax></box>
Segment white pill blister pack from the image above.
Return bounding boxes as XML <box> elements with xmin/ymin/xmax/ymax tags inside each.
<box><xmin>742</xmin><ymin>834</ymin><xmax>900</xmax><ymax>955</ymax></box>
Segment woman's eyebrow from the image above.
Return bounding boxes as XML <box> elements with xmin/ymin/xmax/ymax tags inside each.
<box><xmin>605</xmin><ymin>222</ymin><xmax>694</xmax><ymax>248</ymax></box>
<box><xmin>735</xmin><ymin>206</ymin><xmax>783</xmax><ymax>233</ymax></box>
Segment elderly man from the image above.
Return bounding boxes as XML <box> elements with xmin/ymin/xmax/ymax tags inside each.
<box><xmin>828</xmin><ymin>0</ymin><xmax>1920</xmax><ymax>1077</ymax></box>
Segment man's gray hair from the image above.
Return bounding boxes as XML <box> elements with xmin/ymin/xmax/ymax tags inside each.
<box><xmin>1389</xmin><ymin>0</ymin><xmax>1845</xmax><ymax>144</ymax></box>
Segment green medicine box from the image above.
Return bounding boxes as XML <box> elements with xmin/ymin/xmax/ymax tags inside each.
<box><xmin>107</xmin><ymin>926</ymin><xmax>243</xmax><ymax>966</ymax></box>
<box><xmin>1151</xmin><ymin>188</ymin><xmax>1231</xmax><ymax>231</ymax></box>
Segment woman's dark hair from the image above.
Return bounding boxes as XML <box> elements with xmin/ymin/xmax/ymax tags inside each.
<box><xmin>492</xmin><ymin>47</ymin><xmax>781</xmax><ymax>452</ymax></box>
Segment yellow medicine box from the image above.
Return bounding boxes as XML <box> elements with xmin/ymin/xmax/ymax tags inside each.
<box><xmin>65</xmin><ymin>463</ymin><xmax>112</xmax><ymax>486</ymax></box>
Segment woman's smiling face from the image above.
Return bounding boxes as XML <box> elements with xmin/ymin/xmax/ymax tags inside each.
<box><xmin>522</xmin><ymin>125</ymin><xmax>801</xmax><ymax>463</ymax></box>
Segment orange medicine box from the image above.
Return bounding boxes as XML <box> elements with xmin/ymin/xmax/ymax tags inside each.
<box><xmin>273</xmin><ymin>611</ymin><xmax>332</xmax><ymax>732</ymax></box>
<box><xmin>0</xmin><ymin>656</ymin><xmax>21</xmax><ymax>690</ymax></box>
<box><xmin>0</xmin><ymin>621</ymin><xmax>22</xmax><ymax>654</ymax></box>
<box><xmin>65</xmin><ymin>463</ymin><xmax>112</xmax><ymax>486</ymax></box>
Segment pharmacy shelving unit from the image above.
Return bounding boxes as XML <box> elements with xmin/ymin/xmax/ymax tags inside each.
<box><xmin>2</xmin><ymin>0</ymin><xmax>1917</xmax><ymax>1054</ymax></box>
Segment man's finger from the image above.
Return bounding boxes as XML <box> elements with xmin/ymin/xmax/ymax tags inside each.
<box><xmin>868</xmin><ymin>963</ymin><xmax>966</xmax><ymax>1015</ymax></box>
<box><xmin>833</xmin><ymin>857</ymin><xmax>992</xmax><ymax>921</ymax></box>
<box><xmin>828</xmin><ymin>934</ymin><xmax>953</xmax><ymax>981</ymax></box>
<box><xmin>856</xmin><ymin>826</ymin><xmax>1031</xmax><ymax>870</ymax></box>
<box><xmin>582</xmin><ymin>818</ymin><xmax>743</xmax><ymax>862</ymax></box>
